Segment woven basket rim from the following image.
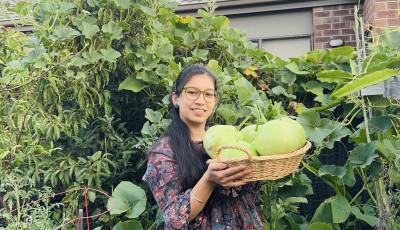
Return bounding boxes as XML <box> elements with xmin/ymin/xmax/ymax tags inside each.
<box><xmin>206</xmin><ymin>141</ymin><xmax>312</xmax><ymax>164</ymax></box>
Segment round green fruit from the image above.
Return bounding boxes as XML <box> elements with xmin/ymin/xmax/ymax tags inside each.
<box><xmin>219</xmin><ymin>141</ymin><xmax>258</xmax><ymax>158</ymax></box>
<box><xmin>203</xmin><ymin>125</ymin><xmax>237</xmax><ymax>159</ymax></box>
<box><xmin>253</xmin><ymin>120</ymin><xmax>300</xmax><ymax>156</ymax></box>
<box><xmin>236</xmin><ymin>124</ymin><xmax>257</xmax><ymax>144</ymax></box>
<box><xmin>281</xmin><ymin>117</ymin><xmax>307</xmax><ymax>149</ymax></box>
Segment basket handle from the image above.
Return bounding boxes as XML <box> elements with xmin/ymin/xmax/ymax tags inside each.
<box><xmin>214</xmin><ymin>145</ymin><xmax>254</xmax><ymax>162</ymax></box>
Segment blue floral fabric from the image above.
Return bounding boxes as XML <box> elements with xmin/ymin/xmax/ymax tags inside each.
<box><xmin>143</xmin><ymin>136</ymin><xmax>264</xmax><ymax>230</ymax></box>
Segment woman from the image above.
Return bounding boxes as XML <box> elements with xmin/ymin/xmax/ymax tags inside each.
<box><xmin>143</xmin><ymin>63</ymin><xmax>264</xmax><ymax>229</ymax></box>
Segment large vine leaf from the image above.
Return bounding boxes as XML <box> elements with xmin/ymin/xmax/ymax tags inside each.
<box><xmin>351</xmin><ymin>206</ymin><xmax>378</xmax><ymax>227</ymax></box>
<box><xmin>348</xmin><ymin>141</ymin><xmax>379</xmax><ymax>168</ymax></box>
<box><xmin>311</xmin><ymin>195</ymin><xmax>350</xmax><ymax>224</ymax></box>
<box><xmin>316</xmin><ymin>70</ymin><xmax>353</xmax><ymax>83</ymax></box>
<box><xmin>113</xmin><ymin>220</ymin><xmax>143</xmax><ymax>230</ymax></box>
<box><xmin>297</xmin><ymin>110</ymin><xmax>332</xmax><ymax>146</ymax></box>
<box><xmin>81</xmin><ymin>22</ymin><xmax>100</xmax><ymax>39</ymax></box>
<box><xmin>107</xmin><ymin>181</ymin><xmax>146</xmax><ymax>218</ymax></box>
<box><xmin>102</xmin><ymin>21</ymin><xmax>123</xmax><ymax>40</ymax></box>
<box><xmin>331</xmin><ymin>69</ymin><xmax>398</xmax><ymax>98</ymax></box>
<box><xmin>118</xmin><ymin>74</ymin><xmax>146</xmax><ymax>92</ymax></box>
<box><xmin>101</xmin><ymin>48</ymin><xmax>121</xmax><ymax>62</ymax></box>
<box><xmin>53</xmin><ymin>27</ymin><xmax>81</xmax><ymax>40</ymax></box>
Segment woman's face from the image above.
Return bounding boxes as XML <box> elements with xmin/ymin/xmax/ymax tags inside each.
<box><xmin>172</xmin><ymin>74</ymin><xmax>217</xmax><ymax>130</ymax></box>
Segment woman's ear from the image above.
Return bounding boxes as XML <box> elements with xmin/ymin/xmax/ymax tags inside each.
<box><xmin>171</xmin><ymin>92</ymin><xmax>179</xmax><ymax>105</ymax></box>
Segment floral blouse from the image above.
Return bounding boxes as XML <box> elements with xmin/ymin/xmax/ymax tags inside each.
<box><xmin>143</xmin><ymin>136</ymin><xmax>264</xmax><ymax>230</ymax></box>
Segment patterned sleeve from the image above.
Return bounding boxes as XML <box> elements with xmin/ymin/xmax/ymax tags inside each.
<box><xmin>143</xmin><ymin>149</ymin><xmax>192</xmax><ymax>229</ymax></box>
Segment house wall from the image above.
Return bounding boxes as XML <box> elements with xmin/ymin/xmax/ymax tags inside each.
<box><xmin>312</xmin><ymin>4</ymin><xmax>361</xmax><ymax>50</ymax></box>
<box><xmin>363</xmin><ymin>0</ymin><xmax>399</xmax><ymax>34</ymax></box>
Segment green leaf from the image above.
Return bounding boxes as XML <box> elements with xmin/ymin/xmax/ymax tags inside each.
<box><xmin>307</xmin><ymin>222</ymin><xmax>332</xmax><ymax>230</ymax></box>
<box><xmin>297</xmin><ymin>110</ymin><xmax>332</xmax><ymax>146</ymax></box>
<box><xmin>113</xmin><ymin>220</ymin><xmax>143</xmax><ymax>230</ymax></box>
<box><xmin>311</xmin><ymin>201</ymin><xmax>333</xmax><ymax>223</ymax></box>
<box><xmin>107</xmin><ymin>181</ymin><xmax>146</xmax><ymax>218</ymax></box>
<box><xmin>377</xmin><ymin>139</ymin><xmax>400</xmax><ymax>159</ymax></box>
<box><xmin>141</xmin><ymin>121</ymin><xmax>157</xmax><ymax>136</ymax></box>
<box><xmin>145</xmin><ymin>109</ymin><xmax>162</xmax><ymax>123</ymax></box>
<box><xmin>100</xmin><ymin>48</ymin><xmax>121</xmax><ymax>62</ymax></box>
<box><xmin>192</xmin><ymin>48</ymin><xmax>209</xmax><ymax>61</ymax></box>
<box><xmin>212</xmin><ymin>16</ymin><xmax>230</xmax><ymax>32</ymax></box>
<box><xmin>318</xmin><ymin>165</ymin><xmax>346</xmax><ymax>179</ymax></box>
<box><xmin>332</xmin><ymin>69</ymin><xmax>398</xmax><ymax>98</ymax></box>
<box><xmin>54</xmin><ymin>27</ymin><xmax>81</xmax><ymax>40</ymax></box>
<box><xmin>155</xmin><ymin>42</ymin><xmax>173</xmax><ymax>59</ymax></box>
<box><xmin>81</xmin><ymin>22</ymin><xmax>100</xmax><ymax>39</ymax></box>
<box><xmin>71</xmin><ymin>57</ymin><xmax>90</xmax><ymax>67</ymax></box>
<box><xmin>331</xmin><ymin>195</ymin><xmax>351</xmax><ymax>223</ymax></box>
<box><xmin>139</xmin><ymin>5</ymin><xmax>155</xmax><ymax>17</ymax></box>
<box><xmin>349</xmin><ymin>141</ymin><xmax>379</xmax><ymax>168</ymax></box>
<box><xmin>234</xmin><ymin>77</ymin><xmax>260</xmax><ymax>105</ymax></box>
<box><xmin>302</xmin><ymin>81</ymin><xmax>324</xmax><ymax>96</ymax></box>
<box><xmin>343</xmin><ymin>162</ymin><xmax>356</xmax><ymax>187</ymax></box>
<box><xmin>351</xmin><ymin>206</ymin><xmax>378</xmax><ymax>227</ymax></box>
<box><xmin>113</xmin><ymin>0</ymin><xmax>131</xmax><ymax>9</ymax></box>
<box><xmin>102</xmin><ymin>21</ymin><xmax>123</xmax><ymax>40</ymax></box>
<box><xmin>380</xmin><ymin>30</ymin><xmax>400</xmax><ymax>50</ymax></box>
<box><xmin>118</xmin><ymin>74</ymin><xmax>146</xmax><ymax>92</ymax></box>
<box><xmin>329</xmin><ymin>46</ymin><xmax>356</xmax><ymax>63</ymax></box>
<box><xmin>285</xmin><ymin>62</ymin><xmax>310</xmax><ymax>75</ymax></box>
<box><xmin>23</xmin><ymin>46</ymin><xmax>45</xmax><ymax>63</ymax></box>
<box><xmin>316</xmin><ymin>70</ymin><xmax>353</xmax><ymax>83</ymax></box>
<box><xmin>137</xmin><ymin>70</ymin><xmax>158</xmax><ymax>84</ymax></box>
<box><xmin>206</xmin><ymin>59</ymin><xmax>222</xmax><ymax>77</ymax></box>
<box><xmin>83</xmin><ymin>51</ymin><xmax>103</xmax><ymax>63</ymax></box>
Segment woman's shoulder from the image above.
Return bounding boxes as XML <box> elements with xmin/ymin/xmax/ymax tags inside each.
<box><xmin>148</xmin><ymin>136</ymin><xmax>174</xmax><ymax>158</ymax></box>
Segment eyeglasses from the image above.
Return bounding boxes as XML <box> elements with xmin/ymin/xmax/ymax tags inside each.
<box><xmin>183</xmin><ymin>87</ymin><xmax>216</xmax><ymax>103</ymax></box>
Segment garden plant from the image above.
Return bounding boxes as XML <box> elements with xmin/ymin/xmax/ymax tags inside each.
<box><xmin>0</xmin><ymin>0</ymin><xmax>399</xmax><ymax>229</ymax></box>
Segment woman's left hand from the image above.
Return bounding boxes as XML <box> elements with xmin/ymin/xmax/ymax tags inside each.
<box><xmin>204</xmin><ymin>163</ymin><xmax>252</xmax><ymax>188</ymax></box>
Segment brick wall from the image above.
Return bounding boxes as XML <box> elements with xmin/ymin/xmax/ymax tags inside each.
<box><xmin>363</xmin><ymin>0</ymin><xmax>399</xmax><ymax>34</ymax></box>
<box><xmin>313</xmin><ymin>4</ymin><xmax>361</xmax><ymax>50</ymax></box>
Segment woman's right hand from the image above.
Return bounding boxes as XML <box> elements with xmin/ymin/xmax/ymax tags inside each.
<box><xmin>205</xmin><ymin>163</ymin><xmax>252</xmax><ymax>188</ymax></box>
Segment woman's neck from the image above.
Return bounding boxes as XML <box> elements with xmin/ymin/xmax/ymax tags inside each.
<box><xmin>190</xmin><ymin>126</ymin><xmax>206</xmax><ymax>142</ymax></box>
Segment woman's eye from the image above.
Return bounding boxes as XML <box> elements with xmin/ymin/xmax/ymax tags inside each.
<box><xmin>187</xmin><ymin>90</ymin><xmax>198</xmax><ymax>95</ymax></box>
<box><xmin>205</xmin><ymin>92</ymin><xmax>214</xmax><ymax>97</ymax></box>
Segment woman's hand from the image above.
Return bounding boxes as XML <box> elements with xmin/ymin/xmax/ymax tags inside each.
<box><xmin>205</xmin><ymin>163</ymin><xmax>252</xmax><ymax>188</ymax></box>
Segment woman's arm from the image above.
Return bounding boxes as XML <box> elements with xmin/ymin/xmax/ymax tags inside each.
<box><xmin>189</xmin><ymin>162</ymin><xmax>252</xmax><ymax>221</ymax></box>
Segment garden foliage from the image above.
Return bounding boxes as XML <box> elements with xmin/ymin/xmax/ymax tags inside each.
<box><xmin>0</xmin><ymin>0</ymin><xmax>399</xmax><ymax>229</ymax></box>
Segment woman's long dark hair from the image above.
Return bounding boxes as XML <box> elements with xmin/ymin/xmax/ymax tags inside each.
<box><xmin>163</xmin><ymin>63</ymin><xmax>218</xmax><ymax>190</ymax></box>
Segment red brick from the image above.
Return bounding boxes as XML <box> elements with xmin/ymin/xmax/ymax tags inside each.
<box><xmin>323</xmin><ymin>17</ymin><xmax>341</xmax><ymax>23</ymax></box>
<box><xmin>387</xmin><ymin>18</ymin><xmax>400</xmax><ymax>26</ymax></box>
<box><xmin>341</xmin><ymin>4</ymin><xmax>355</xmax><ymax>9</ymax></box>
<box><xmin>314</xmin><ymin>11</ymin><xmax>331</xmax><ymax>17</ymax></box>
<box><xmin>342</xmin><ymin>28</ymin><xmax>356</xmax><ymax>35</ymax></box>
<box><xmin>332</xmin><ymin>22</ymin><xmax>352</xmax><ymax>29</ymax></box>
<box><xmin>331</xmin><ymin>35</ymin><xmax>351</xmax><ymax>41</ymax></box>
<box><xmin>376</xmin><ymin>10</ymin><xmax>398</xmax><ymax>19</ymax></box>
<box><xmin>323</xmin><ymin>5</ymin><xmax>341</xmax><ymax>10</ymax></box>
<box><xmin>375</xmin><ymin>19</ymin><xmax>387</xmax><ymax>27</ymax></box>
<box><xmin>313</xmin><ymin>17</ymin><xmax>322</xmax><ymax>24</ymax></box>
<box><xmin>315</xmin><ymin>24</ymin><xmax>332</xmax><ymax>30</ymax></box>
<box><xmin>332</xmin><ymin>9</ymin><xmax>351</xmax><ymax>16</ymax></box>
<box><xmin>341</xmin><ymin>15</ymin><xmax>356</xmax><ymax>22</ymax></box>
<box><xmin>313</xmin><ymin>7</ymin><xmax>323</xmax><ymax>12</ymax></box>
<box><xmin>314</xmin><ymin>30</ymin><xmax>323</xmax><ymax>37</ymax></box>
<box><xmin>387</xmin><ymin>2</ymin><xmax>399</xmax><ymax>10</ymax></box>
<box><xmin>323</xmin><ymin>29</ymin><xmax>341</xmax><ymax>36</ymax></box>
<box><xmin>374</xmin><ymin>2</ymin><xmax>387</xmax><ymax>11</ymax></box>
<box><xmin>315</xmin><ymin>36</ymin><xmax>331</xmax><ymax>43</ymax></box>
<box><xmin>314</xmin><ymin>43</ymin><xmax>323</xmax><ymax>50</ymax></box>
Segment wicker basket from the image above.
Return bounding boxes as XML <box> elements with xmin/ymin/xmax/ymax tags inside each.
<box><xmin>206</xmin><ymin>141</ymin><xmax>312</xmax><ymax>182</ymax></box>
